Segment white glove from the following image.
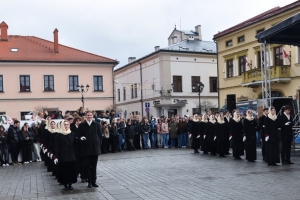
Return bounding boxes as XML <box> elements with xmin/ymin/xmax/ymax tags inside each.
<box><xmin>44</xmin><ymin>149</ymin><xmax>48</xmax><ymax>154</ymax></box>
<box><xmin>47</xmin><ymin>152</ymin><xmax>50</xmax><ymax>157</ymax></box>
<box><xmin>50</xmin><ymin>154</ymin><xmax>53</xmax><ymax>159</ymax></box>
<box><xmin>229</xmin><ymin>136</ymin><xmax>232</xmax><ymax>140</ymax></box>
<box><xmin>203</xmin><ymin>135</ymin><xmax>206</xmax><ymax>139</ymax></box>
<box><xmin>80</xmin><ymin>136</ymin><xmax>86</xmax><ymax>140</ymax></box>
<box><xmin>54</xmin><ymin>158</ymin><xmax>58</xmax><ymax>165</ymax></box>
<box><xmin>196</xmin><ymin>135</ymin><xmax>200</xmax><ymax>139</ymax></box>
<box><xmin>243</xmin><ymin>136</ymin><xmax>246</xmax><ymax>142</ymax></box>
<box><xmin>214</xmin><ymin>136</ymin><xmax>216</xmax><ymax>141</ymax></box>
<box><xmin>263</xmin><ymin>125</ymin><xmax>265</xmax><ymax>128</ymax></box>
<box><xmin>265</xmin><ymin>136</ymin><xmax>269</xmax><ymax>141</ymax></box>
<box><xmin>189</xmin><ymin>134</ymin><xmax>191</xmax><ymax>138</ymax></box>
<box><xmin>285</xmin><ymin>122</ymin><xmax>291</xmax><ymax>125</ymax></box>
<box><xmin>40</xmin><ymin>144</ymin><xmax>43</xmax><ymax>148</ymax></box>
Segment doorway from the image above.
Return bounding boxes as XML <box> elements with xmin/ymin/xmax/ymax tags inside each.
<box><xmin>168</xmin><ymin>109</ymin><xmax>177</xmax><ymax>118</ymax></box>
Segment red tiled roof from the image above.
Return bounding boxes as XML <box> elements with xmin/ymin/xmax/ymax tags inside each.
<box><xmin>213</xmin><ymin>1</ymin><xmax>300</xmax><ymax>40</ymax></box>
<box><xmin>0</xmin><ymin>35</ymin><xmax>118</xmax><ymax>63</ymax></box>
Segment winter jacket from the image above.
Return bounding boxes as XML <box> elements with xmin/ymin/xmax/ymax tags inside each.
<box><xmin>140</xmin><ymin>123</ymin><xmax>151</xmax><ymax>134</ymax></box>
<box><xmin>125</xmin><ymin>125</ymin><xmax>135</xmax><ymax>139</ymax></box>
<box><xmin>169</xmin><ymin>122</ymin><xmax>178</xmax><ymax>138</ymax></box>
<box><xmin>157</xmin><ymin>123</ymin><xmax>162</xmax><ymax>134</ymax></box>
<box><xmin>7</xmin><ymin>125</ymin><xmax>20</xmax><ymax>144</ymax></box>
<box><xmin>161</xmin><ymin>122</ymin><xmax>169</xmax><ymax>134</ymax></box>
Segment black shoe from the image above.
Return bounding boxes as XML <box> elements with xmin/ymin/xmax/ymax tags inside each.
<box><xmin>194</xmin><ymin>150</ymin><xmax>199</xmax><ymax>153</ymax></box>
<box><xmin>268</xmin><ymin>163</ymin><xmax>278</xmax><ymax>166</ymax></box>
<box><xmin>92</xmin><ymin>183</ymin><xmax>99</xmax><ymax>187</ymax></box>
<box><xmin>219</xmin><ymin>155</ymin><xmax>225</xmax><ymax>157</ymax></box>
<box><xmin>203</xmin><ymin>152</ymin><xmax>208</xmax><ymax>154</ymax></box>
<box><xmin>64</xmin><ymin>185</ymin><xmax>68</xmax><ymax>191</ymax></box>
<box><xmin>247</xmin><ymin>160</ymin><xmax>255</xmax><ymax>162</ymax></box>
<box><xmin>287</xmin><ymin>161</ymin><xmax>294</xmax><ymax>164</ymax></box>
<box><xmin>87</xmin><ymin>183</ymin><xmax>92</xmax><ymax>188</ymax></box>
<box><xmin>68</xmin><ymin>185</ymin><xmax>74</xmax><ymax>190</ymax></box>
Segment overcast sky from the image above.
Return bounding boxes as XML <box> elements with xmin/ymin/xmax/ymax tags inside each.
<box><xmin>1</xmin><ymin>0</ymin><xmax>296</xmax><ymax>68</ymax></box>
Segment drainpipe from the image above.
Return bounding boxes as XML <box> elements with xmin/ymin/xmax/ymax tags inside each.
<box><xmin>112</xmin><ymin>64</ymin><xmax>116</xmax><ymax>109</ymax></box>
<box><xmin>138</xmin><ymin>61</ymin><xmax>144</xmax><ymax>117</ymax></box>
<box><xmin>214</xmin><ymin>40</ymin><xmax>220</xmax><ymax>109</ymax></box>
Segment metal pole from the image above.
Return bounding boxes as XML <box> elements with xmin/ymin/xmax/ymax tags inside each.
<box><xmin>199</xmin><ymin>91</ymin><xmax>201</xmax><ymax>114</ymax></box>
<box><xmin>82</xmin><ymin>93</ymin><xmax>84</xmax><ymax>108</ymax></box>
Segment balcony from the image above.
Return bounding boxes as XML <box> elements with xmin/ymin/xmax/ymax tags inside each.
<box><xmin>241</xmin><ymin>65</ymin><xmax>291</xmax><ymax>87</ymax></box>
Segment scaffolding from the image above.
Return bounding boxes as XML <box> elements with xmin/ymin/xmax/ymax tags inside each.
<box><xmin>260</xmin><ymin>42</ymin><xmax>272</xmax><ymax>108</ymax></box>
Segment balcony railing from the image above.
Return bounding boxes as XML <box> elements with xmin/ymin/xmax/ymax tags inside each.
<box><xmin>242</xmin><ymin>65</ymin><xmax>290</xmax><ymax>84</ymax></box>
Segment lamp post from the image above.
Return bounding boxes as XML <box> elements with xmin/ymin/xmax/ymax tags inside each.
<box><xmin>192</xmin><ymin>82</ymin><xmax>204</xmax><ymax>114</ymax></box>
<box><xmin>77</xmin><ymin>84</ymin><xmax>90</xmax><ymax>108</ymax></box>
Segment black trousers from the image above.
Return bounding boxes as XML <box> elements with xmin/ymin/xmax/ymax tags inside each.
<box><xmin>84</xmin><ymin>155</ymin><xmax>98</xmax><ymax>184</ymax></box>
<box><xmin>78</xmin><ymin>156</ymin><xmax>86</xmax><ymax>179</ymax></box>
<box><xmin>262</xmin><ymin>140</ymin><xmax>266</xmax><ymax>159</ymax></box>
<box><xmin>110</xmin><ymin>137</ymin><xmax>117</xmax><ymax>153</ymax></box>
<box><xmin>281</xmin><ymin>141</ymin><xmax>292</xmax><ymax>162</ymax></box>
<box><xmin>21</xmin><ymin>144</ymin><xmax>32</xmax><ymax>162</ymax></box>
<box><xmin>134</xmin><ymin>133</ymin><xmax>141</xmax><ymax>149</ymax></box>
<box><xmin>10</xmin><ymin>143</ymin><xmax>20</xmax><ymax>162</ymax></box>
<box><xmin>0</xmin><ymin>146</ymin><xmax>9</xmax><ymax>164</ymax></box>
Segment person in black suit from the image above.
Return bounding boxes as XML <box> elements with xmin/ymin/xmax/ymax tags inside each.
<box><xmin>279</xmin><ymin>105</ymin><xmax>294</xmax><ymax>164</ymax></box>
<box><xmin>259</xmin><ymin>108</ymin><xmax>268</xmax><ymax>162</ymax></box>
<box><xmin>224</xmin><ymin>110</ymin><xmax>231</xmax><ymax>155</ymax></box>
<box><xmin>55</xmin><ymin>120</ymin><xmax>77</xmax><ymax>190</ymax></box>
<box><xmin>78</xmin><ymin>110</ymin><xmax>102</xmax><ymax>188</ymax></box>
<box><xmin>230</xmin><ymin>111</ymin><xmax>244</xmax><ymax>160</ymax></box>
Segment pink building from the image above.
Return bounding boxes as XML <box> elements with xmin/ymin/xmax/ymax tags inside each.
<box><xmin>0</xmin><ymin>21</ymin><xmax>118</xmax><ymax>119</ymax></box>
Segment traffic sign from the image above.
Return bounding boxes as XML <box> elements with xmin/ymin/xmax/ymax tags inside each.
<box><xmin>145</xmin><ymin>107</ymin><xmax>150</xmax><ymax>112</ymax></box>
<box><xmin>145</xmin><ymin>102</ymin><xmax>150</xmax><ymax>107</ymax></box>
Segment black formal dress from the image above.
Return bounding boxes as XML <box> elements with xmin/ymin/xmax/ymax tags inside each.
<box><xmin>230</xmin><ymin>119</ymin><xmax>244</xmax><ymax>159</ymax></box>
<box><xmin>200</xmin><ymin>121</ymin><xmax>209</xmax><ymax>153</ymax></box>
<box><xmin>264</xmin><ymin>116</ymin><xmax>280</xmax><ymax>165</ymax></box>
<box><xmin>191</xmin><ymin>121</ymin><xmax>201</xmax><ymax>151</ymax></box>
<box><xmin>279</xmin><ymin>113</ymin><xmax>294</xmax><ymax>163</ymax></box>
<box><xmin>259</xmin><ymin>115</ymin><xmax>267</xmax><ymax>161</ymax></box>
<box><xmin>216</xmin><ymin>122</ymin><xmax>227</xmax><ymax>157</ymax></box>
<box><xmin>243</xmin><ymin>118</ymin><xmax>257</xmax><ymax>161</ymax></box>
<box><xmin>206</xmin><ymin>121</ymin><xmax>217</xmax><ymax>155</ymax></box>
<box><xmin>224</xmin><ymin>117</ymin><xmax>231</xmax><ymax>154</ymax></box>
<box><xmin>55</xmin><ymin>131</ymin><xmax>77</xmax><ymax>186</ymax></box>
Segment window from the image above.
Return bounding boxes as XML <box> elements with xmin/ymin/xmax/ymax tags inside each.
<box><xmin>173</xmin><ymin>76</ymin><xmax>182</xmax><ymax>92</ymax></box>
<box><xmin>123</xmin><ymin>87</ymin><xmax>126</xmax><ymax>101</ymax></box>
<box><xmin>131</xmin><ymin>85</ymin><xmax>134</xmax><ymax>99</ymax></box>
<box><xmin>238</xmin><ymin>36</ymin><xmax>245</xmax><ymax>43</ymax></box>
<box><xmin>69</xmin><ymin>76</ymin><xmax>78</xmax><ymax>91</ymax></box>
<box><xmin>20</xmin><ymin>111</ymin><xmax>31</xmax><ymax>120</ymax></box>
<box><xmin>94</xmin><ymin>76</ymin><xmax>103</xmax><ymax>91</ymax></box>
<box><xmin>134</xmin><ymin>83</ymin><xmax>138</xmax><ymax>98</ymax></box>
<box><xmin>0</xmin><ymin>112</ymin><xmax>6</xmax><ymax>115</ymax></box>
<box><xmin>117</xmin><ymin>89</ymin><xmax>120</xmax><ymax>102</ymax></box>
<box><xmin>0</xmin><ymin>75</ymin><xmax>3</xmax><ymax>92</ymax></box>
<box><xmin>191</xmin><ymin>76</ymin><xmax>200</xmax><ymax>92</ymax></box>
<box><xmin>226</xmin><ymin>40</ymin><xmax>232</xmax><ymax>47</ymax></box>
<box><xmin>256</xmin><ymin>29</ymin><xmax>264</xmax><ymax>34</ymax></box>
<box><xmin>227</xmin><ymin>59</ymin><xmax>234</xmax><ymax>78</ymax></box>
<box><xmin>238</xmin><ymin>56</ymin><xmax>246</xmax><ymax>75</ymax></box>
<box><xmin>209</xmin><ymin>77</ymin><xmax>218</xmax><ymax>92</ymax></box>
<box><xmin>44</xmin><ymin>75</ymin><xmax>54</xmax><ymax>91</ymax></box>
<box><xmin>20</xmin><ymin>75</ymin><xmax>30</xmax><ymax>92</ymax></box>
<box><xmin>274</xmin><ymin>46</ymin><xmax>283</xmax><ymax>66</ymax></box>
<box><xmin>257</xmin><ymin>51</ymin><xmax>262</xmax><ymax>68</ymax></box>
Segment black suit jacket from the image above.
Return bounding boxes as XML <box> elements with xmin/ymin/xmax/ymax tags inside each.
<box><xmin>55</xmin><ymin>132</ymin><xmax>76</xmax><ymax>162</ymax></box>
<box><xmin>78</xmin><ymin>121</ymin><xmax>102</xmax><ymax>156</ymax></box>
<box><xmin>279</xmin><ymin>114</ymin><xmax>294</xmax><ymax>142</ymax></box>
<box><xmin>259</xmin><ymin>115</ymin><xmax>267</xmax><ymax>139</ymax></box>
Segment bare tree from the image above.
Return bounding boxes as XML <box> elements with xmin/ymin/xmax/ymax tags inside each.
<box><xmin>193</xmin><ymin>100</ymin><xmax>217</xmax><ymax>112</ymax></box>
<box><xmin>33</xmin><ymin>105</ymin><xmax>47</xmax><ymax>115</ymax></box>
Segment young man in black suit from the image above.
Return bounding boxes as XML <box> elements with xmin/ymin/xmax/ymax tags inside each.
<box><xmin>279</xmin><ymin>105</ymin><xmax>294</xmax><ymax>164</ymax></box>
<box><xmin>78</xmin><ymin>110</ymin><xmax>102</xmax><ymax>188</ymax></box>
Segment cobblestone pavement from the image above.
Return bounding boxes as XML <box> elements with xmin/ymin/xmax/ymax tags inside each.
<box><xmin>0</xmin><ymin>148</ymin><xmax>300</xmax><ymax>200</ymax></box>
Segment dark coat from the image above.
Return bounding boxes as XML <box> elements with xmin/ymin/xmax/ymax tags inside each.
<box><xmin>279</xmin><ymin>113</ymin><xmax>294</xmax><ymax>142</ymax></box>
<box><xmin>125</xmin><ymin>125</ymin><xmax>135</xmax><ymax>139</ymax></box>
<box><xmin>7</xmin><ymin>125</ymin><xmax>20</xmax><ymax>144</ymax></box>
<box><xmin>140</xmin><ymin>123</ymin><xmax>151</xmax><ymax>135</ymax></box>
<box><xmin>18</xmin><ymin>130</ymin><xmax>33</xmax><ymax>145</ymax></box>
<box><xmin>264</xmin><ymin>117</ymin><xmax>279</xmax><ymax>143</ymax></box>
<box><xmin>206</xmin><ymin>122</ymin><xmax>217</xmax><ymax>143</ymax></box>
<box><xmin>78</xmin><ymin>121</ymin><xmax>102</xmax><ymax>156</ymax></box>
<box><xmin>191</xmin><ymin>121</ymin><xmax>201</xmax><ymax>149</ymax></box>
<box><xmin>186</xmin><ymin>121</ymin><xmax>192</xmax><ymax>133</ymax></box>
<box><xmin>55</xmin><ymin>132</ymin><xmax>76</xmax><ymax>162</ymax></box>
<box><xmin>243</xmin><ymin>119</ymin><xmax>258</xmax><ymax>145</ymax></box>
<box><xmin>230</xmin><ymin>119</ymin><xmax>244</xmax><ymax>157</ymax></box>
<box><xmin>215</xmin><ymin>122</ymin><xmax>227</xmax><ymax>141</ymax></box>
<box><xmin>0</xmin><ymin>132</ymin><xmax>8</xmax><ymax>147</ymax></box>
<box><xmin>259</xmin><ymin>115</ymin><xmax>267</xmax><ymax>139</ymax></box>
<box><xmin>109</xmin><ymin>126</ymin><xmax>118</xmax><ymax>137</ymax></box>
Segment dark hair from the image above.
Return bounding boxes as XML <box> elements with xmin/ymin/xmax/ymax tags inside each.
<box><xmin>73</xmin><ymin>116</ymin><xmax>81</xmax><ymax>123</ymax></box>
<box><xmin>284</xmin><ymin>105</ymin><xmax>291</xmax><ymax>111</ymax></box>
<box><xmin>270</xmin><ymin>106</ymin><xmax>275</xmax><ymax>110</ymax></box>
<box><xmin>263</xmin><ymin>108</ymin><xmax>268</xmax><ymax>111</ymax></box>
<box><xmin>14</xmin><ymin>120</ymin><xmax>20</xmax><ymax>125</ymax></box>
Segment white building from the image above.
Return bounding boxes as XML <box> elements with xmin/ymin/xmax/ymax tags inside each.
<box><xmin>114</xmin><ymin>25</ymin><xmax>218</xmax><ymax>118</ymax></box>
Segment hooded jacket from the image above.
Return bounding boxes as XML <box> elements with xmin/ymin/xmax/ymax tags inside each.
<box><xmin>7</xmin><ymin>125</ymin><xmax>20</xmax><ymax>144</ymax></box>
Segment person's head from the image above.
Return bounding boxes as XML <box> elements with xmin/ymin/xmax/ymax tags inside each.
<box><xmin>117</xmin><ymin>119</ymin><xmax>120</xmax><ymax>124</ymax></box>
<box><xmin>112</xmin><ymin>122</ymin><xmax>117</xmax><ymax>127</ymax></box>
<box><xmin>215</xmin><ymin>112</ymin><xmax>220</xmax><ymax>117</ymax></box>
<box><xmin>189</xmin><ymin>116</ymin><xmax>193</xmax><ymax>121</ymax></box>
<box><xmin>38</xmin><ymin>112</ymin><xmax>43</xmax><ymax>118</ymax></box>
<box><xmin>247</xmin><ymin>110</ymin><xmax>253</xmax><ymax>117</ymax></box>
<box><xmin>263</xmin><ymin>108</ymin><xmax>269</xmax><ymax>115</ymax></box>
<box><xmin>14</xmin><ymin>120</ymin><xmax>20</xmax><ymax>128</ymax></box>
<box><xmin>164</xmin><ymin>118</ymin><xmax>168</xmax><ymax>123</ymax></box>
<box><xmin>284</xmin><ymin>105</ymin><xmax>291</xmax><ymax>115</ymax></box>
<box><xmin>0</xmin><ymin>125</ymin><xmax>5</xmax><ymax>132</ymax></box>
<box><xmin>210</xmin><ymin>114</ymin><xmax>215</xmax><ymax>120</ymax></box>
<box><xmin>85</xmin><ymin>110</ymin><xmax>93</xmax><ymax>121</ymax></box>
<box><xmin>270</xmin><ymin>107</ymin><xmax>276</xmax><ymax>115</ymax></box>
<box><xmin>198</xmin><ymin>115</ymin><xmax>202</xmax><ymax>121</ymax></box>
<box><xmin>225</xmin><ymin>110</ymin><xmax>230</xmax><ymax>117</ymax></box>
<box><xmin>22</xmin><ymin>123</ymin><xmax>29</xmax><ymax>132</ymax></box>
<box><xmin>65</xmin><ymin>110</ymin><xmax>70</xmax><ymax>115</ymax></box>
<box><xmin>79</xmin><ymin>107</ymin><xmax>84</xmax><ymax>112</ymax></box>
<box><xmin>182</xmin><ymin>117</ymin><xmax>186</xmax><ymax>122</ymax></box>
<box><xmin>219</xmin><ymin>115</ymin><xmax>224</xmax><ymax>121</ymax></box>
<box><xmin>170</xmin><ymin>117</ymin><xmax>175</xmax><ymax>122</ymax></box>
<box><xmin>207</xmin><ymin>110</ymin><xmax>212</xmax><ymax>115</ymax></box>
<box><xmin>63</xmin><ymin>120</ymin><xmax>70</xmax><ymax>130</ymax></box>
<box><xmin>127</xmin><ymin>119</ymin><xmax>131</xmax><ymax>125</ymax></box>
<box><xmin>50</xmin><ymin>121</ymin><xmax>56</xmax><ymax>129</ymax></box>
<box><xmin>144</xmin><ymin>119</ymin><xmax>148</xmax><ymax>124</ymax></box>
<box><xmin>68</xmin><ymin>116</ymin><xmax>73</xmax><ymax>124</ymax></box>
<box><xmin>110</xmin><ymin>110</ymin><xmax>115</xmax><ymax>115</ymax></box>
<box><xmin>73</xmin><ymin>116</ymin><xmax>81</xmax><ymax>126</ymax></box>
<box><xmin>203</xmin><ymin>115</ymin><xmax>208</xmax><ymax>121</ymax></box>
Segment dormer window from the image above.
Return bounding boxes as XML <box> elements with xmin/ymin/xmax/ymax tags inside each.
<box><xmin>10</xmin><ymin>48</ymin><xmax>18</xmax><ymax>52</ymax></box>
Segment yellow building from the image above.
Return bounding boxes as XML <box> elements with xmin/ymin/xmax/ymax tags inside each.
<box><xmin>213</xmin><ymin>1</ymin><xmax>300</xmax><ymax>109</ymax></box>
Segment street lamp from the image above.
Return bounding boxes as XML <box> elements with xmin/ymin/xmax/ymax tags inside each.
<box><xmin>192</xmin><ymin>82</ymin><xmax>204</xmax><ymax>114</ymax></box>
<box><xmin>77</xmin><ymin>84</ymin><xmax>90</xmax><ymax>108</ymax></box>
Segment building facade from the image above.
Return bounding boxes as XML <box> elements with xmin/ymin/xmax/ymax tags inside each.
<box><xmin>213</xmin><ymin>1</ymin><xmax>300</xmax><ymax>109</ymax></box>
<box><xmin>0</xmin><ymin>22</ymin><xmax>118</xmax><ymax>119</ymax></box>
<box><xmin>114</xmin><ymin>26</ymin><xmax>218</xmax><ymax>118</ymax></box>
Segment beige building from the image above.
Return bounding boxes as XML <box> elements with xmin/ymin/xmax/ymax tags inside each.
<box><xmin>213</xmin><ymin>1</ymin><xmax>300</xmax><ymax>109</ymax></box>
<box><xmin>0</xmin><ymin>21</ymin><xmax>118</xmax><ymax>119</ymax></box>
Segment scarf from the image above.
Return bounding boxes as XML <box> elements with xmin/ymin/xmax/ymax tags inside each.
<box><xmin>232</xmin><ymin>111</ymin><xmax>241</xmax><ymax>122</ymax></box>
<box><xmin>217</xmin><ymin>116</ymin><xmax>225</xmax><ymax>124</ymax></box>
<box><xmin>60</xmin><ymin>129</ymin><xmax>71</xmax><ymax>135</ymax></box>
<box><xmin>246</xmin><ymin>112</ymin><xmax>254</xmax><ymax>121</ymax></box>
<box><xmin>209</xmin><ymin>116</ymin><xmax>216</xmax><ymax>124</ymax></box>
<box><xmin>48</xmin><ymin>128</ymin><xmax>56</xmax><ymax>133</ymax></box>
<box><xmin>268</xmin><ymin>113</ymin><xmax>277</xmax><ymax>121</ymax></box>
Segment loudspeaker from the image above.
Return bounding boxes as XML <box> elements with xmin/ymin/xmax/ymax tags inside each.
<box><xmin>227</xmin><ymin>94</ymin><xmax>236</xmax><ymax>113</ymax></box>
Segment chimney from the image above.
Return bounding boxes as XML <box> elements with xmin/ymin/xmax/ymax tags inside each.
<box><xmin>0</xmin><ymin>21</ymin><xmax>8</xmax><ymax>41</ymax></box>
<box><xmin>128</xmin><ymin>57</ymin><xmax>136</xmax><ymax>63</ymax></box>
<box><xmin>53</xmin><ymin>28</ymin><xmax>59</xmax><ymax>53</ymax></box>
<box><xmin>155</xmin><ymin>46</ymin><xmax>160</xmax><ymax>51</ymax></box>
<box><xmin>195</xmin><ymin>25</ymin><xmax>202</xmax><ymax>40</ymax></box>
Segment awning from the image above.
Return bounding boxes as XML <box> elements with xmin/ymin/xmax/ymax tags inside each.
<box><xmin>256</xmin><ymin>12</ymin><xmax>300</xmax><ymax>46</ymax></box>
